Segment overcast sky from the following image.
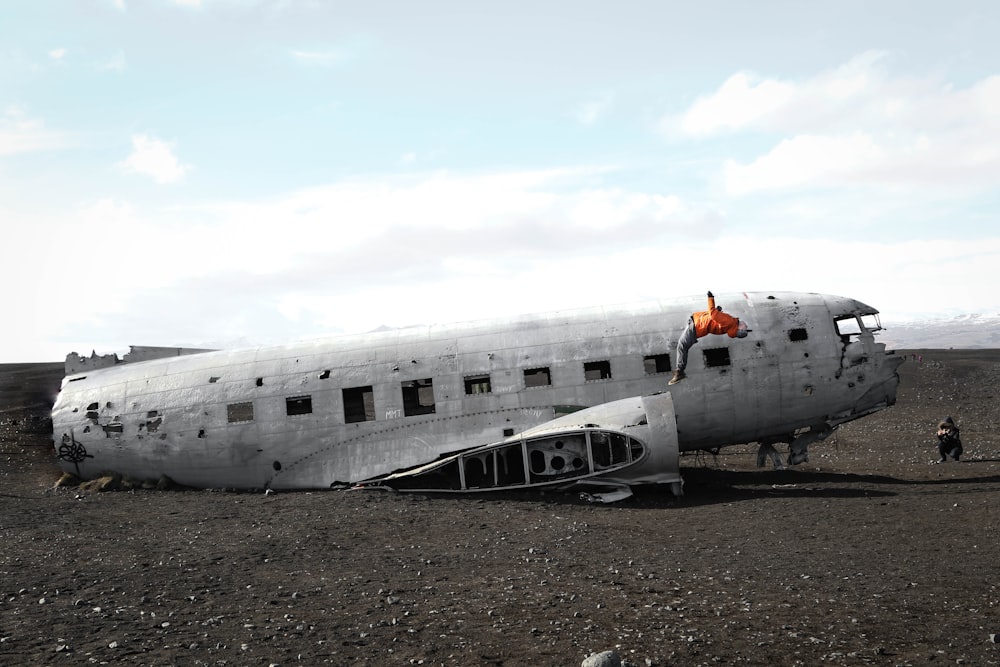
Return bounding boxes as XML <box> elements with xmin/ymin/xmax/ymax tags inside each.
<box><xmin>2</xmin><ymin>1</ymin><xmax>998</xmax><ymax>362</ymax></box>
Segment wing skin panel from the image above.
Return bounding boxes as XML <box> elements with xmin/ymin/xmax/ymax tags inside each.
<box><xmin>370</xmin><ymin>393</ymin><xmax>681</xmax><ymax>493</ymax></box>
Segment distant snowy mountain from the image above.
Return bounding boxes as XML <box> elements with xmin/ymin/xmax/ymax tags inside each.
<box><xmin>879</xmin><ymin>313</ymin><xmax>1000</xmax><ymax>349</ymax></box>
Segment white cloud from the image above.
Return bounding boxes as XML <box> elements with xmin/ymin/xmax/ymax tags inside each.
<box><xmin>49</xmin><ymin>48</ymin><xmax>67</xmax><ymax>61</ymax></box>
<box><xmin>102</xmin><ymin>50</ymin><xmax>126</xmax><ymax>72</ymax></box>
<box><xmin>674</xmin><ymin>72</ymin><xmax>796</xmax><ymax>136</ymax></box>
<box><xmin>662</xmin><ymin>51</ymin><xmax>888</xmax><ymax>138</ymax></box>
<box><xmin>567</xmin><ymin>189</ymin><xmax>681</xmax><ymax>230</ymax></box>
<box><xmin>662</xmin><ymin>51</ymin><xmax>1000</xmax><ymax>194</ymax></box>
<box><xmin>724</xmin><ymin>132</ymin><xmax>885</xmax><ymax>195</ymax></box>
<box><xmin>575</xmin><ymin>92</ymin><xmax>615</xmax><ymax>126</ymax></box>
<box><xmin>290</xmin><ymin>36</ymin><xmax>373</xmax><ymax>69</ymax></box>
<box><xmin>691</xmin><ymin>236</ymin><xmax>1000</xmax><ymax>323</ymax></box>
<box><xmin>291</xmin><ymin>50</ymin><xmax>345</xmax><ymax>67</ymax></box>
<box><xmin>185</xmin><ymin>167</ymin><xmax>703</xmax><ymax>262</ymax></box>
<box><xmin>28</xmin><ymin>168</ymin><xmax>710</xmax><ymax>343</ymax></box>
<box><xmin>6</xmin><ymin>163</ymin><xmax>998</xmax><ymax>361</ymax></box>
<box><xmin>119</xmin><ymin>134</ymin><xmax>190</xmax><ymax>184</ymax></box>
<box><xmin>0</xmin><ymin>107</ymin><xmax>66</xmax><ymax>155</ymax></box>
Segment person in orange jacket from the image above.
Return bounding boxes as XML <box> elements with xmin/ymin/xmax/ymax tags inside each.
<box><xmin>669</xmin><ymin>291</ymin><xmax>748</xmax><ymax>385</ymax></box>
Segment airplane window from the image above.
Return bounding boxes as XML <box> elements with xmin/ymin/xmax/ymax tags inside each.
<box><xmin>286</xmin><ymin>395</ymin><xmax>313</xmax><ymax>416</ymax></box>
<box><xmin>465</xmin><ymin>374</ymin><xmax>492</xmax><ymax>395</ymax></box>
<box><xmin>703</xmin><ymin>348</ymin><xmax>731</xmax><ymax>368</ymax></box>
<box><xmin>788</xmin><ymin>328</ymin><xmax>808</xmax><ymax>342</ymax></box>
<box><xmin>643</xmin><ymin>354</ymin><xmax>671</xmax><ymax>374</ymax></box>
<box><xmin>523</xmin><ymin>367</ymin><xmax>551</xmax><ymax>388</ymax></box>
<box><xmin>343</xmin><ymin>386</ymin><xmax>375</xmax><ymax>423</ymax></box>
<box><xmin>860</xmin><ymin>314</ymin><xmax>882</xmax><ymax>331</ymax></box>
<box><xmin>402</xmin><ymin>378</ymin><xmax>435</xmax><ymax>416</ymax></box>
<box><xmin>590</xmin><ymin>431</ymin><xmax>630</xmax><ymax>468</ymax></box>
<box><xmin>584</xmin><ymin>360</ymin><xmax>612</xmax><ymax>381</ymax></box>
<box><xmin>835</xmin><ymin>316</ymin><xmax>862</xmax><ymax>338</ymax></box>
<box><xmin>227</xmin><ymin>401</ymin><xmax>254</xmax><ymax>423</ymax></box>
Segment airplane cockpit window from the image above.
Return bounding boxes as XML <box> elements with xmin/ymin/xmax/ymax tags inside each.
<box><xmin>835</xmin><ymin>312</ymin><xmax>883</xmax><ymax>342</ymax></box>
<box><xmin>834</xmin><ymin>311</ymin><xmax>884</xmax><ymax>366</ymax></box>
<box><xmin>860</xmin><ymin>313</ymin><xmax>883</xmax><ymax>332</ymax></box>
<box><xmin>834</xmin><ymin>315</ymin><xmax>862</xmax><ymax>339</ymax></box>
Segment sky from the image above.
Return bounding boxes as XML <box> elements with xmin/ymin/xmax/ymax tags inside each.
<box><xmin>2</xmin><ymin>1</ymin><xmax>998</xmax><ymax>362</ymax></box>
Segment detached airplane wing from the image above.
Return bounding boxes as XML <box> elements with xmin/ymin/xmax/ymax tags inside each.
<box><xmin>366</xmin><ymin>393</ymin><xmax>682</xmax><ymax>500</ymax></box>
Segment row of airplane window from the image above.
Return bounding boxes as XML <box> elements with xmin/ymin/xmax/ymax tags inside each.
<box><xmin>224</xmin><ymin>353</ymin><xmax>679</xmax><ymax>426</ymax></box>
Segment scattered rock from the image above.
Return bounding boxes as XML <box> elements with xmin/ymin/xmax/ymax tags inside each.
<box><xmin>79</xmin><ymin>473</ymin><xmax>122</xmax><ymax>492</ymax></box>
<box><xmin>53</xmin><ymin>472</ymin><xmax>79</xmax><ymax>488</ymax></box>
<box><xmin>582</xmin><ymin>649</ymin><xmax>621</xmax><ymax>667</ymax></box>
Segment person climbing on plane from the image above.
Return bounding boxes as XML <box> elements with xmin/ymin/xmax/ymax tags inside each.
<box><xmin>669</xmin><ymin>290</ymin><xmax>749</xmax><ymax>385</ymax></box>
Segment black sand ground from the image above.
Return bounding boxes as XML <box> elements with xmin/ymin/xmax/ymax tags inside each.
<box><xmin>1</xmin><ymin>351</ymin><xmax>998</xmax><ymax>666</ymax></box>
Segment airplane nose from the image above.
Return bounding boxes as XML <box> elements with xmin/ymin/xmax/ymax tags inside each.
<box><xmin>872</xmin><ymin>352</ymin><xmax>904</xmax><ymax>408</ymax></box>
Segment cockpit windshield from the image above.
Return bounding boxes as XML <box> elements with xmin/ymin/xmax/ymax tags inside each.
<box><xmin>835</xmin><ymin>312</ymin><xmax>883</xmax><ymax>339</ymax></box>
<box><xmin>860</xmin><ymin>313</ymin><xmax>882</xmax><ymax>332</ymax></box>
<box><xmin>835</xmin><ymin>316</ymin><xmax>862</xmax><ymax>338</ymax></box>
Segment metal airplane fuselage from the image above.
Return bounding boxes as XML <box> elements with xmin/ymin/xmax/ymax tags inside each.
<box><xmin>50</xmin><ymin>291</ymin><xmax>903</xmax><ymax>492</ymax></box>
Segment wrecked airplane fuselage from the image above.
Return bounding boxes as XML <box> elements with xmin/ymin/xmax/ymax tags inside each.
<box><xmin>51</xmin><ymin>292</ymin><xmax>903</xmax><ymax>497</ymax></box>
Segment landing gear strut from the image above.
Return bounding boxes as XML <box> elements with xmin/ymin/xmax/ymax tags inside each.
<box><xmin>756</xmin><ymin>424</ymin><xmax>834</xmax><ymax>469</ymax></box>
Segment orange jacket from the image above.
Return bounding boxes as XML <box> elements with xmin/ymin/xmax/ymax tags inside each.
<box><xmin>691</xmin><ymin>294</ymin><xmax>742</xmax><ymax>338</ymax></box>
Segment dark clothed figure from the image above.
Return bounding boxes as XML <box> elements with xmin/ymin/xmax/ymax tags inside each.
<box><xmin>936</xmin><ymin>416</ymin><xmax>962</xmax><ymax>463</ymax></box>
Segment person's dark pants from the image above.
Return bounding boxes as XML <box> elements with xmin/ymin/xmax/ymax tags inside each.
<box><xmin>938</xmin><ymin>441</ymin><xmax>962</xmax><ymax>461</ymax></box>
<box><xmin>675</xmin><ymin>317</ymin><xmax>699</xmax><ymax>372</ymax></box>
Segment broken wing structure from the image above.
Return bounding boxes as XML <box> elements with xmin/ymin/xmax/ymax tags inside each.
<box><xmin>51</xmin><ymin>292</ymin><xmax>903</xmax><ymax>498</ymax></box>
<box><xmin>371</xmin><ymin>393</ymin><xmax>682</xmax><ymax>499</ymax></box>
